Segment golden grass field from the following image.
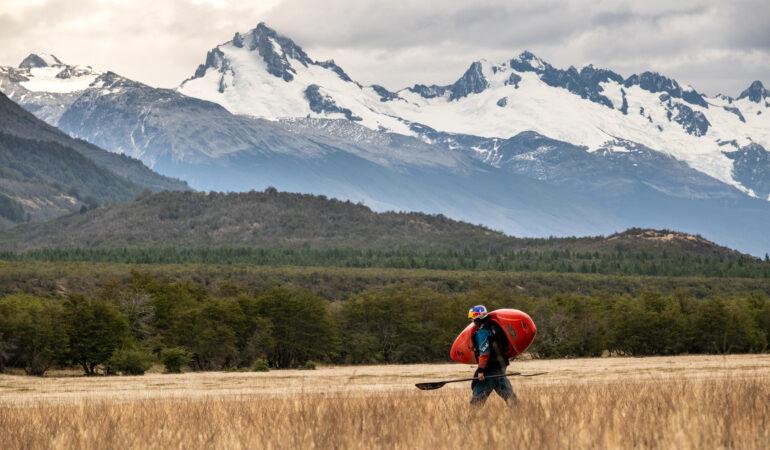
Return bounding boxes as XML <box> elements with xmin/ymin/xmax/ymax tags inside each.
<box><xmin>1</xmin><ymin>354</ymin><xmax>768</xmax><ymax>449</ymax></box>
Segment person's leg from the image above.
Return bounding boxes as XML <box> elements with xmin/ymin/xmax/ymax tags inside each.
<box><xmin>494</xmin><ymin>375</ymin><xmax>518</xmax><ymax>405</ymax></box>
<box><xmin>470</xmin><ymin>378</ymin><xmax>494</xmax><ymax>405</ymax></box>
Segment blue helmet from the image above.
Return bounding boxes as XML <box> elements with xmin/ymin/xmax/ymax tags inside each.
<box><xmin>468</xmin><ymin>305</ymin><xmax>488</xmax><ymax>320</ymax></box>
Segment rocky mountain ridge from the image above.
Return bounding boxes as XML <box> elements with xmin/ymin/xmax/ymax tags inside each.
<box><xmin>177</xmin><ymin>24</ymin><xmax>770</xmax><ymax>200</ymax></box>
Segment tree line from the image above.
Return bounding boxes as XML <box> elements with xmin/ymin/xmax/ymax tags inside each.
<box><xmin>2</xmin><ymin>247</ymin><xmax>768</xmax><ymax>278</ymax></box>
<box><xmin>1</xmin><ymin>272</ymin><xmax>767</xmax><ymax>376</ymax></box>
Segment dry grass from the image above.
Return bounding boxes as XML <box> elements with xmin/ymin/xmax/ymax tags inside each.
<box><xmin>1</xmin><ymin>355</ymin><xmax>768</xmax><ymax>449</ymax></box>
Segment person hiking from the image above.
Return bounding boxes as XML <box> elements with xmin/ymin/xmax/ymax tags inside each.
<box><xmin>468</xmin><ymin>305</ymin><xmax>518</xmax><ymax>405</ymax></box>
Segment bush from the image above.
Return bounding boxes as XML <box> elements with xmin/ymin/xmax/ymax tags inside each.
<box><xmin>252</xmin><ymin>359</ymin><xmax>269</xmax><ymax>372</ymax></box>
<box><xmin>300</xmin><ymin>360</ymin><xmax>317</xmax><ymax>370</ymax></box>
<box><xmin>107</xmin><ymin>347</ymin><xmax>155</xmax><ymax>375</ymax></box>
<box><xmin>160</xmin><ymin>347</ymin><xmax>192</xmax><ymax>373</ymax></box>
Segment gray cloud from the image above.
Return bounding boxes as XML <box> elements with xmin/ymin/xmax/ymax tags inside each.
<box><xmin>0</xmin><ymin>0</ymin><xmax>768</xmax><ymax>96</ymax></box>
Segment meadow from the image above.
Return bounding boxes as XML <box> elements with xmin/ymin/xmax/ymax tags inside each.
<box><xmin>1</xmin><ymin>354</ymin><xmax>768</xmax><ymax>449</ymax></box>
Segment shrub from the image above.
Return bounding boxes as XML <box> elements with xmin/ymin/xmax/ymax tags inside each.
<box><xmin>300</xmin><ymin>361</ymin><xmax>317</xmax><ymax>370</ymax></box>
<box><xmin>107</xmin><ymin>347</ymin><xmax>155</xmax><ymax>375</ymax></box>
<box><xmin>252</xmin><ymin>359</ymin><xmax>269</xmax><ymax>372</ymax></box>
<box><xmin>160</xmin><ymin>347</ymin><xmax>192</xmax><ymax>373</ymax></box>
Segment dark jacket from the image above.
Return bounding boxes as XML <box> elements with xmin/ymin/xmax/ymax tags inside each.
<box><xmin>471</xmin><ymin>317</ymin><xmax>509</xmax><ymax>374</ymax></box>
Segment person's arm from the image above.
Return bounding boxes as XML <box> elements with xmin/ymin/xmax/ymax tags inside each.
<box><xmin>476</xmin><ymin>329</ymin><xmax>491</xmax><ymax>380</ymax></box>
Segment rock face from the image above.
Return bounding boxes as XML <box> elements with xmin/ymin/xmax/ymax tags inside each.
<box><xmin>669</xmin><ymin>103</ymin><xmax>710</xmax><ymax>136</ymax></box>
<box><xmin>738</xmin><ymin>81</ymin><xmax>770</xmax><ymax>103</ymax></box>
<box><xmin>624</xmin><ymin>72</ymin><xmax>708</xmax><ymax>107</ymax></box>
<box><xmin>448</xmin><ymin>61</ymin><xmax>488</xmax><ymax>101</ymax></box>
<box><xmin>724</xmin><ymin>143</ymin><xmax>770</xmax><ymax>200</ymax></box>
<box><xmin>18</xmin><ymin>53</ymin><xmax>62</xmax><ymax>69</ymax></box>
<box><xmin>508</xmin><ymin>53</ymin><xmax>624</xmax><ymax>108</ymax></box>
<box><xmin>304</xmin><ymin>85</ymin><xmax>361</xmax><ymax>121</ymax></box>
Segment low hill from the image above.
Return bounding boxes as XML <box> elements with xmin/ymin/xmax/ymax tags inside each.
<box><xmin>600</xmin><ymin>228</ymin><xmax>745</xmax><ymax>259</ymax></box>
<box><xmin>0</xmin><ymin>189</ymin><xmax>752</xmax><ymax>262</ymax></box>
<box><xmin>0</xmin><ymin>189</ymin><xmax>509</xmax><ymax>251</ymax></box>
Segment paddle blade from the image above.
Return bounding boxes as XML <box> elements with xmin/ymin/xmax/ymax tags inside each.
<box><xmin>415</xmin><ymin>381</ymin><xmax>447</xmax><ymax>390</ymax></box>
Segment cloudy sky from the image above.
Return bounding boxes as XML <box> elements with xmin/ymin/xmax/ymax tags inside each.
<box><xmin>1</xmin><ymin>0</ymin><xmax>768</xmax><ymax>96</ymax></box>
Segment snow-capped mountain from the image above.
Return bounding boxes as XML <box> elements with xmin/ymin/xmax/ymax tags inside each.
<box><xmin>179</xmin><ymin>23</ymin><xmax>770</xmax><ymax>200</ymax></box>
<box><xmin>1</xmin><ymin>27</ymin><xmax>770</xmax><ymax>255</ymax></box>
<box><xmin>0</xmin><ymin>53</ymin><xmax>102</xmax><ymax>125</ymax></box>
<box><xmin>179</xmin><ymin>24</ymin><xmax>413</xmax><ymax>135</ymax></box>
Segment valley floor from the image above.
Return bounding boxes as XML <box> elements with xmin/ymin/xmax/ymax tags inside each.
<box><xmin>1</xmin><ymin>354</ymin><xmax>768</xmax><ymax>449</ymax></box>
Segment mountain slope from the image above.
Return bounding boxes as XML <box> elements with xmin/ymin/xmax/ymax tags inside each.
<box><xmin>0</xmin><ymin>131</ymin><xmax>140</xmax><ymax>217</ymax></box>
<box><xmin>0</xmin><ymin>91</ymin><xmax>190</xmax><ymax>228</ymax></box>
<box><xmin>0</xmin><ymin>57</ymin><xmax>189</xmax><ymax>192</ymax></box>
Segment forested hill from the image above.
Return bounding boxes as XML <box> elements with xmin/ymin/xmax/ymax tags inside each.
<box><xmin>0</xmin><ymin>189</ymin><xmax>752</xmax><ymax>261</ymax></box>
<box><xmin>0</xmin><ymin>131</ymin><xmax>142</xmax><ymax>226</ymax></box>
<box><xmin>0</xmin><ymin>189</ymin><xmax>509</xmax><ymax>251</ymax></box>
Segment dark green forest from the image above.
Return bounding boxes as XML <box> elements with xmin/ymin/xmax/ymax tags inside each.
<box><xmin>0</xmin><ymin>265</ymin><xmax>767</xmax><ymax>376</ymax></box>
<box><xmin>2</xmin><ymin>246</ymin><xmax>767</xmax><ymax>277</ymax></box>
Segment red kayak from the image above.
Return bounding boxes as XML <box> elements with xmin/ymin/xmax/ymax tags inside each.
<box><xmin>450</xmin><ymin>309</ymin><xmax>537</xmax><ymax>364</ymax></box>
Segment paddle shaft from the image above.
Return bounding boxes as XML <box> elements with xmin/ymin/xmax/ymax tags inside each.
<box><xmin>415</xmin><ymin>371</ymin><xmax>547</xmax><ymax>390</ymax></box>
<box><xmin>440</xmin><ymin>372</ymin><xmax>522</xmax><ymax>385</ymax></box>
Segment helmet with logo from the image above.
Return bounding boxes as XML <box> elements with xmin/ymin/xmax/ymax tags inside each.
<box><xmin>468</xmin><ymin>305</ymin><xmax>488</xmax><ymax>321</ymax></box>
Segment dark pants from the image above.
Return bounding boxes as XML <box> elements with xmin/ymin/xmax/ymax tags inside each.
<box><xmin>470</xmin><ymin>367</ymin><xmax>517</xmax><ymax>405</ymax></box>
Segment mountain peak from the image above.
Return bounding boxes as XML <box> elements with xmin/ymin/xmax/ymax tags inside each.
<box><xmin>245</xmin><ymin>22</ymin><xmax>312</xmax><ymax>80</ymax></box>
<box><xmin>19</xmin><ymin>53</ymin><xmax>62</xmax><ymax>69</ymax></box>
<box><xmin>253</xmin><ymin>21</ymin><xmax>278</xmax><ymax>37</ymax></box>
<box><xmin>737</xmin><ymin>80</ymin><xmax>769</xmax><ymax>103</ymax></box>
<box><xmin>511</xmin><ymin>51</ymin><xmax>549</xmax><ymax>72</ymax></box>
<box><xmin>186</xmin><ymin>22</ymin><xmax>313</xmax><ymax>84</ymax></box>
<box><xmin>448</xmin><ymin>61</ymin><xmax>488</xmax><ymax>101</ymax></box>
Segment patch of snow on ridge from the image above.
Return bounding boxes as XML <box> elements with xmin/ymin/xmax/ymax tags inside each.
<box><xmin>598</xmin><ymin>82</ymin><xmax>624</xmax><ymax>110</ymax></box>
<box><xmin>19</xmin><ymin>66</ymin><xmax>98</xmax><ymax>93</ymax></box>
<box><xmin>37</xmin><ymin>54</ymin><xmax>62</xmax><ymax>66</ymax></box>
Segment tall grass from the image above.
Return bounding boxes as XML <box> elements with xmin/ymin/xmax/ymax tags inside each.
<box><xmin>1</xmin><ymin>376</ymin><xmax>767</xmax><ymax>449</ymax></box>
